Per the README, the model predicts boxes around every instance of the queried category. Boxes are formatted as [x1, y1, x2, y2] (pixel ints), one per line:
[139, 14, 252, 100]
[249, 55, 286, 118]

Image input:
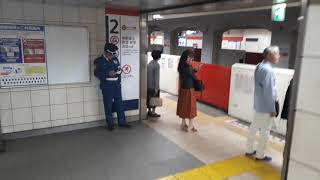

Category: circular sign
[122, 64, 131, 74]
[121, 25, 127, 31]
[110, 36, 119, 45]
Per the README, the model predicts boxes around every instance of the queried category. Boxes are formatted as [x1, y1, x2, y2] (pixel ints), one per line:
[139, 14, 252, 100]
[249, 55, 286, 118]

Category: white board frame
[45, 25, 90, 85]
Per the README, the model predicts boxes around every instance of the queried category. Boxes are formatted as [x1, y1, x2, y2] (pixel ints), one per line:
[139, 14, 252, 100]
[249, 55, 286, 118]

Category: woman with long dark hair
[176, 49, 199, 132]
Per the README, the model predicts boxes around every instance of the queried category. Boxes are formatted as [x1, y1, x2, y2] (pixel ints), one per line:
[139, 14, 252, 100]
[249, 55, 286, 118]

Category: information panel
[106, 8, 140, 111]
[0, 24, 47, 87]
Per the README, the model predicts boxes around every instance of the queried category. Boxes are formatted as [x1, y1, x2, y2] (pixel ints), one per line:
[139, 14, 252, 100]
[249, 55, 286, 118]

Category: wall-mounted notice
[0, 24, 47, 87]
[106, 7, 140, 111]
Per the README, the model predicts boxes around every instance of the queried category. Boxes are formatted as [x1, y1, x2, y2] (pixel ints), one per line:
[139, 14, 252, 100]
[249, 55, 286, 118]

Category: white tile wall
[302, 4, 320, 57]
[49, 84, 66, 89]
[84, 115, 101, 122]
[296, 58, 320, 115]
[32, 106, 50, 122]
[0, 109, 13, 126]
[14, 123, 33, 132]
[44, 4, 63, 22]
[96, 24, 106, 41]
[2, 126, 13, 133]
[62, 6, 80, 23]
[79, 7, 96, 24]
[67, 102, 84, 118]
[0, 3, 138, 134]
[33, 121, 51, 129]
[288, 160, 320, 180]
[23, 2, 44, 21]
[0, 88, 10, 93]
[90, 40, 98, 58]
[11, 91, 31, 108]
[2, 0, 24, 20]
[96, 8, 105, 25]
[51, 119, 68, 127]
[10, 87, 30, 92]
[84, 86, 99, 101]
[98, 100, 105, 115]
[67, 87, 84, 103]
[31, 90, 50, 106]
[0, 92, 11, 109]
[12, 108, 32, 125]
[50, 104, 67, 120]
[30, 85, 49, 91]
[49, 88, 67, 105]
[84, 101, 99, 116]
[88, 24, 96, 41]
[291, 111, 320, 170]
[68, 117, 84, 125]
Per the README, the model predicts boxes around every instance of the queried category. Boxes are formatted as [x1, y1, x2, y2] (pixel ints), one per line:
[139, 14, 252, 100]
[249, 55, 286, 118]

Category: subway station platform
[0, 93, 283, 180]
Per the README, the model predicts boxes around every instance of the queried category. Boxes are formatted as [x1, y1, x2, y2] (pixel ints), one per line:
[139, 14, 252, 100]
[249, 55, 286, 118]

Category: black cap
[104, 43, 118, 53]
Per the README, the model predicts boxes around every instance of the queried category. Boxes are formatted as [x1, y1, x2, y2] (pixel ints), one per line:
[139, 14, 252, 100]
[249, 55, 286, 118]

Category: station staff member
[94, 43, 131, 131]
[245, 46, 280, 161]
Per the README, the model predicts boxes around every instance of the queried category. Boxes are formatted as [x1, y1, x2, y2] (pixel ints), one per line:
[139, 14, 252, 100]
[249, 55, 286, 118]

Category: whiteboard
[45, 26, 90, 84]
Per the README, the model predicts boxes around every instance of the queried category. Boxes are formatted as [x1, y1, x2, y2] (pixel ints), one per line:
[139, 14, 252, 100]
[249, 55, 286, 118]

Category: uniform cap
[104, 43, 118, 53]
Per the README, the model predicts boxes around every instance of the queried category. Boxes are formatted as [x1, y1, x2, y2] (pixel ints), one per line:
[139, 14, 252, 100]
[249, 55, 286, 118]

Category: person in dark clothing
[147, 50, 162, 117]
[176, 50, 201, 133]
[94, 43, 131, 131]
[281, 80, 292, 120]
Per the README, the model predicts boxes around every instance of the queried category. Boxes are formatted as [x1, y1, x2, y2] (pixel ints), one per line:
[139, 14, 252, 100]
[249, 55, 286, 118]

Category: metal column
[139, 13, 148, 120]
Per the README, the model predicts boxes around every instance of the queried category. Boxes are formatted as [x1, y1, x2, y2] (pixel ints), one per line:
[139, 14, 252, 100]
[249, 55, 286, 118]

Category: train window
[178, 30, 203, 48]
[221, 29, 272, 53]
[150, 31, 164, 45]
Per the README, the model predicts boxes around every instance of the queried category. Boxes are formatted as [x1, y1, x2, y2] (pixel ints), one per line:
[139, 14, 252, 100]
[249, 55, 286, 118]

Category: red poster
[23, 39, 45, 63]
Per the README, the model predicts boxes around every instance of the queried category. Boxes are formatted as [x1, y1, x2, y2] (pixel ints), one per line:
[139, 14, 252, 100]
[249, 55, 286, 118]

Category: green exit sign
[272, 3, 286, 22]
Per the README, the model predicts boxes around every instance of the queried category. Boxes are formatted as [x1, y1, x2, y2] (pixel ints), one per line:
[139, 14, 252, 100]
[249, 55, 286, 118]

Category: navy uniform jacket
[94, 55, 121, 89]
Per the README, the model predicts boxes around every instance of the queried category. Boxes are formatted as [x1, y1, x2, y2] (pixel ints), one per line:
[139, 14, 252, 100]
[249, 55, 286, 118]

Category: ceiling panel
[22, 0, 301, 13]
[22, 0, 215, 10]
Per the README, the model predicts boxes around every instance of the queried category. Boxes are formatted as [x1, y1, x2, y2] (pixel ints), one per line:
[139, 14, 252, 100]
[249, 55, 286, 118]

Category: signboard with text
[106, 7, 140, 111]
[0, 24, 48, 87]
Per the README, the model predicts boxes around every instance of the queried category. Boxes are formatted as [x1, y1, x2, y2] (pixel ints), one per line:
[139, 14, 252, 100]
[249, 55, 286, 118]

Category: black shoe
[245, 151, 256, 157]
[119, 124, 131, 128]
[105, 126, 114, 131]
[147, 111, 153, 116]
[255, 156, 272, 162]
[151, 113, 161, 117]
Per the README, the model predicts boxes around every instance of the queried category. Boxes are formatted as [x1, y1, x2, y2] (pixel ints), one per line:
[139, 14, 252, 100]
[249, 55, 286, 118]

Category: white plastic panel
[228, 63, 294, 135]
[45, 26, 90, 85]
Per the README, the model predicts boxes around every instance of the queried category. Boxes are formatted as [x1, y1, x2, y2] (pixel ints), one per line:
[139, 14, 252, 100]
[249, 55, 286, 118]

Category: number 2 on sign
[110, 19, 119, 34]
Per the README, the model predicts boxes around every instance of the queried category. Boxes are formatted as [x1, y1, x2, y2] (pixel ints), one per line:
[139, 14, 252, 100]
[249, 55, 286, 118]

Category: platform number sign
[272, 3, 286, 22]
[107, 15, 121, 60]
[106, 11, 140, 109]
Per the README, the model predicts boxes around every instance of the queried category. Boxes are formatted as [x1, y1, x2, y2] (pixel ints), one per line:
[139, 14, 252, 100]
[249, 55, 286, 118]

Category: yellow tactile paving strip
[158, 155, 281, 180]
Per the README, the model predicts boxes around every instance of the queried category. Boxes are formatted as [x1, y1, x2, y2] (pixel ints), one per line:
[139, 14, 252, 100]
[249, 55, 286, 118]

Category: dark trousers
[102, 81, 126, 128]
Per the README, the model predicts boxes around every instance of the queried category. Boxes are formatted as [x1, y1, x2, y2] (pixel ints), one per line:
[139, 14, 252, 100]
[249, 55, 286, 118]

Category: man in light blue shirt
[246, 46, 280, 161]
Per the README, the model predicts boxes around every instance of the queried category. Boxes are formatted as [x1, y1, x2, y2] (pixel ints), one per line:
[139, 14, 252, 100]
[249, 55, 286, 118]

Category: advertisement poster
[23, 39, 45, 63]
[0, 38, 22, 63]
[0, 24, 47, 87]
[106, 9, 140, 111]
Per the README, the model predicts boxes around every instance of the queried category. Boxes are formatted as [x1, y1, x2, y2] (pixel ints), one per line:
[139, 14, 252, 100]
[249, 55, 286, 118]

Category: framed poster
[0, 24, 48, 87]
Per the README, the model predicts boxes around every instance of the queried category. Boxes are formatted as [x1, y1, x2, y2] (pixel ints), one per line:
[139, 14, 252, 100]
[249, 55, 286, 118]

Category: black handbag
[275, 101, 280, 117]
[194, 80, 205, 92]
